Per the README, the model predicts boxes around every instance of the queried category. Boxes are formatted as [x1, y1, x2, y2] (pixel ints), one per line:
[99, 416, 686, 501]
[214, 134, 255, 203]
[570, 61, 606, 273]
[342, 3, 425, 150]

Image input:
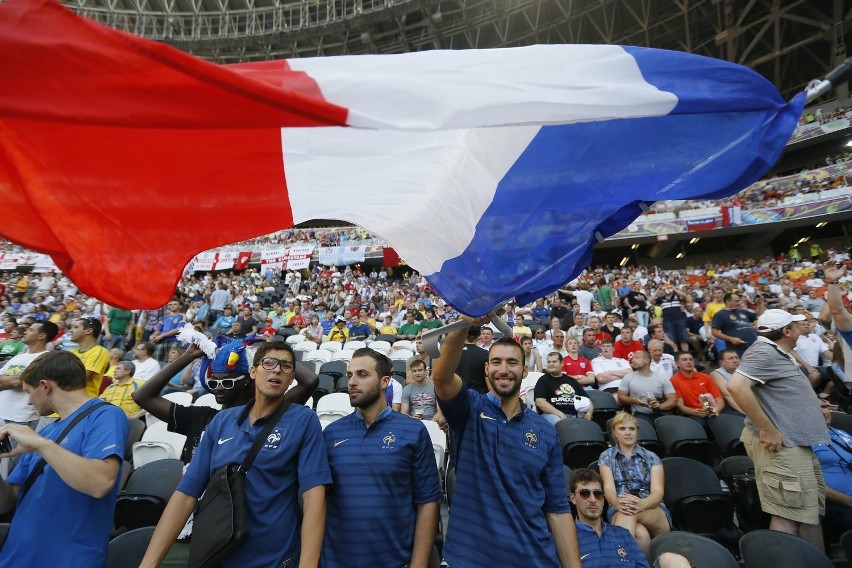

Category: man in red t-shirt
[669, 351, 725, 433]
[613, 326, 645, 361]
[561, 337, 595, 385]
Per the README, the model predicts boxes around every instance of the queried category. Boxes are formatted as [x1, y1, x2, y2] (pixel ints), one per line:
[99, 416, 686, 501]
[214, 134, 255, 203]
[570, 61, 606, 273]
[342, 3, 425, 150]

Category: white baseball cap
[756, 309, 806, 332]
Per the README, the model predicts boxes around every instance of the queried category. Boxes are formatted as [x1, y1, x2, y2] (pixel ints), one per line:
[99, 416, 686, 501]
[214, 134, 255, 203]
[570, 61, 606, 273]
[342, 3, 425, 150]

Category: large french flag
[0, 0, 803, 314]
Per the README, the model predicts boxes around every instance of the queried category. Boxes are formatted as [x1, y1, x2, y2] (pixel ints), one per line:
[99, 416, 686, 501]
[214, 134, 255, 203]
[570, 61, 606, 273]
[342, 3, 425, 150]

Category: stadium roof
[65, 0, 852, 101]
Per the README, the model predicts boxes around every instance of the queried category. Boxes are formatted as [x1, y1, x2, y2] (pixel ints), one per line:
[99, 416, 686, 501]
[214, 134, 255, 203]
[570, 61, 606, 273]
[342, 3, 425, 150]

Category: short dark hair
[33, 321, 59, 342]
[600, 338, 614, 345]
[408, 358, 427, 371]
[137, 342, 155, 357]
[546, 351, 564, 362]
[719, 348, 739, 359]
[723, 292, 738, 303]
[80, 317, 102, 338]
[569, 468, 603, 494]
[675, 351, 692, 362]
[352, 348, 392, 378]
[488, 337, 526, 366]
[22, 351, 86, 391]
[466, 326, 482, 341]
[252, 340, 294, 366]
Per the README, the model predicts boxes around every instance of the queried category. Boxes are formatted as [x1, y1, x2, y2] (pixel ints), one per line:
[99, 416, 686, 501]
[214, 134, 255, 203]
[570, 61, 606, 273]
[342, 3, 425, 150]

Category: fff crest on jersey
[264, 428, 284, 450]
[380, 430, 397, 451]
[523, 427, 540, 450]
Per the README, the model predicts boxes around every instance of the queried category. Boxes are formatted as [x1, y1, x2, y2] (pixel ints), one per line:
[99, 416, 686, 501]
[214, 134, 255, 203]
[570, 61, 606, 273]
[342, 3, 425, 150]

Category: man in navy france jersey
[322, 348, 441, 568]
[432, 314, 581, 568]
[140, 340, 330, 568]
[133, 334, 318, 464]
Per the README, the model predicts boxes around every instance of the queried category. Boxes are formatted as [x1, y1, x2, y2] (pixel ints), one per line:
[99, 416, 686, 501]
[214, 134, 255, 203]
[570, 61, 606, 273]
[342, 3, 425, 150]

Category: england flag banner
[261, 248, 288, 274]
[0, 0, 804, 314]
[286, 245, 314, 270]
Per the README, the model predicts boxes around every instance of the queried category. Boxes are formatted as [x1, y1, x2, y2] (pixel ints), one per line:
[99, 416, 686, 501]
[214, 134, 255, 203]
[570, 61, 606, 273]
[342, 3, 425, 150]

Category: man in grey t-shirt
[616, 350, 676, 426]
[400, 359, 442, 421]
[728, 309, 830, 550]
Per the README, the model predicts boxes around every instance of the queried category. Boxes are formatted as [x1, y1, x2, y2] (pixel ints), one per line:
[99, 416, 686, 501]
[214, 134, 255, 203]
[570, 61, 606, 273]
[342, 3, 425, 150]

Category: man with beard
[133, 337, 318, 463]
[432, 318, 581, 568]
[321, 348, 441, 567]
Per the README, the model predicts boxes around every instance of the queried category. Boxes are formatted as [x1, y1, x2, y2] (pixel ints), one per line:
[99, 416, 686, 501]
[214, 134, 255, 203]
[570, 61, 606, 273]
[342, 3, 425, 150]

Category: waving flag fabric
[0, 0, 803, 314]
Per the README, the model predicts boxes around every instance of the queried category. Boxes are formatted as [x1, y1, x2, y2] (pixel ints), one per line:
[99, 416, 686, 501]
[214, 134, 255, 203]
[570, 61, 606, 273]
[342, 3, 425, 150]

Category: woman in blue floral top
[599, 412, 671, 559]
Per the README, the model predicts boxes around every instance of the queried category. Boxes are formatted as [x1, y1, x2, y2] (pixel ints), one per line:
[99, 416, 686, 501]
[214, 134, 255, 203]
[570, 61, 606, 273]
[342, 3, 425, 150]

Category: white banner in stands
[286, 245, 313, 270]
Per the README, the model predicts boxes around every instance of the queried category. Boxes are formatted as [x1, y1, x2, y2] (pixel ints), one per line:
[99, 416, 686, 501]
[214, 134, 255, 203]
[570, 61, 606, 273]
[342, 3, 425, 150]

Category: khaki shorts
[741, 428, 825, 525]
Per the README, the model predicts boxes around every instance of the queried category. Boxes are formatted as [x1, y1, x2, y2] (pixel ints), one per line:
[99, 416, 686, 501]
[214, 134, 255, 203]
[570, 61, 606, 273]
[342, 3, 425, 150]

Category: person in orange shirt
[669, 352, 724, 433]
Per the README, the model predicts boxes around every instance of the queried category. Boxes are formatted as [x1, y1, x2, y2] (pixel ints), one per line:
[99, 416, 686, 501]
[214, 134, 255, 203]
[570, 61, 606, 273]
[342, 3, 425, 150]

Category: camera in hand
[0, 437, 12, 454]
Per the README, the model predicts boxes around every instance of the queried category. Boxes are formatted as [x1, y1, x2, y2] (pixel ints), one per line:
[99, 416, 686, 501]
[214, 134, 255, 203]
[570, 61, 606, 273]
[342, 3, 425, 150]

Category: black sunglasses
[575, 489, 604, 499]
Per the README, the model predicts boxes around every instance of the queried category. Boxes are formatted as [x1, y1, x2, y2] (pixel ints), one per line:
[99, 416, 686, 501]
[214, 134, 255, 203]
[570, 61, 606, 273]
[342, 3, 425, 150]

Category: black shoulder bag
[188, 401, 291, 568]
[0, 401, 110, 549]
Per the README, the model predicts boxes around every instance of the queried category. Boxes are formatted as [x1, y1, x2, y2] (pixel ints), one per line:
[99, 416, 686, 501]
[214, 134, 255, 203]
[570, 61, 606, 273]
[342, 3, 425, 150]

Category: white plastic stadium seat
[315, 392, 353, 430]
[332, 350, 355, 362]
[521, 373, 543, 411]
[422, 420, 448, 472]
[293, 342, 318, 353]
[132, 442, 174, 468]
[369, 341, 391, 352]
[392, 340, 412, 351]
[319, 342, 343, 353]
[139, 422, 187, 461]
[193, 393, 222, 410]
[303, 350, 332, 374]
[342, 341, 366, 351]
[286, 335, 305, 345]
[389, 349, 414, 361]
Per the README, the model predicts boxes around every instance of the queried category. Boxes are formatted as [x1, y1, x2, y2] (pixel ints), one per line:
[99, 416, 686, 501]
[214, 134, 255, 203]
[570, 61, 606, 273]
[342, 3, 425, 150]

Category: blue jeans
[102, 334, 127, 350]
[663, 319, 689, 345]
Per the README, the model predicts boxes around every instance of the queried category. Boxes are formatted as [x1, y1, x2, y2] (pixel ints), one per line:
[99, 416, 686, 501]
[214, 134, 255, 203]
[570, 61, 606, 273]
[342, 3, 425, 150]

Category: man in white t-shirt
[131, 342, 162, 380]
[0, 321, 59, 472]
[591, 338, 631, 393]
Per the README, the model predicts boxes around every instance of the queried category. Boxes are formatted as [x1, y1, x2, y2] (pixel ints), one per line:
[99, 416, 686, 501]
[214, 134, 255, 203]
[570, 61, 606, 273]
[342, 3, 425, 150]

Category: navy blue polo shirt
[575, 520, 649, 568]
[321, 406, 441, 567]
[438, 389, 571, 567]
[178, 401, 332, 568]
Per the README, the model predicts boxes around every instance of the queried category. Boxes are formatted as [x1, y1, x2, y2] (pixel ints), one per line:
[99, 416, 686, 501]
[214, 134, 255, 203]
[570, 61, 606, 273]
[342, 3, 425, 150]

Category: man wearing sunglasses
[570, 469, 688, 568]
[142, 340, 330, 568]
[132, 337, 318, 464]
[570, 468, 649, 568]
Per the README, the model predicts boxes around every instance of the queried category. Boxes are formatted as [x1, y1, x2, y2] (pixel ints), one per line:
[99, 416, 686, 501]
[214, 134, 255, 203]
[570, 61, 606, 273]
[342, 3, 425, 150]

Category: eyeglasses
[260, 357, 295, 373]
[207, 375, 246, 390]
[575, 489, 604, 499]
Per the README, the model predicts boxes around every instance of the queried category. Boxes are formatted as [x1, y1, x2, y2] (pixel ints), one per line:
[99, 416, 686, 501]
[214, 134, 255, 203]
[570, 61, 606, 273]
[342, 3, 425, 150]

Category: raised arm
[132, 344, 204, 422]
[432, 316, 490, 402]
[282, 362, 318, 406]
[825, 263, 852, 331]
